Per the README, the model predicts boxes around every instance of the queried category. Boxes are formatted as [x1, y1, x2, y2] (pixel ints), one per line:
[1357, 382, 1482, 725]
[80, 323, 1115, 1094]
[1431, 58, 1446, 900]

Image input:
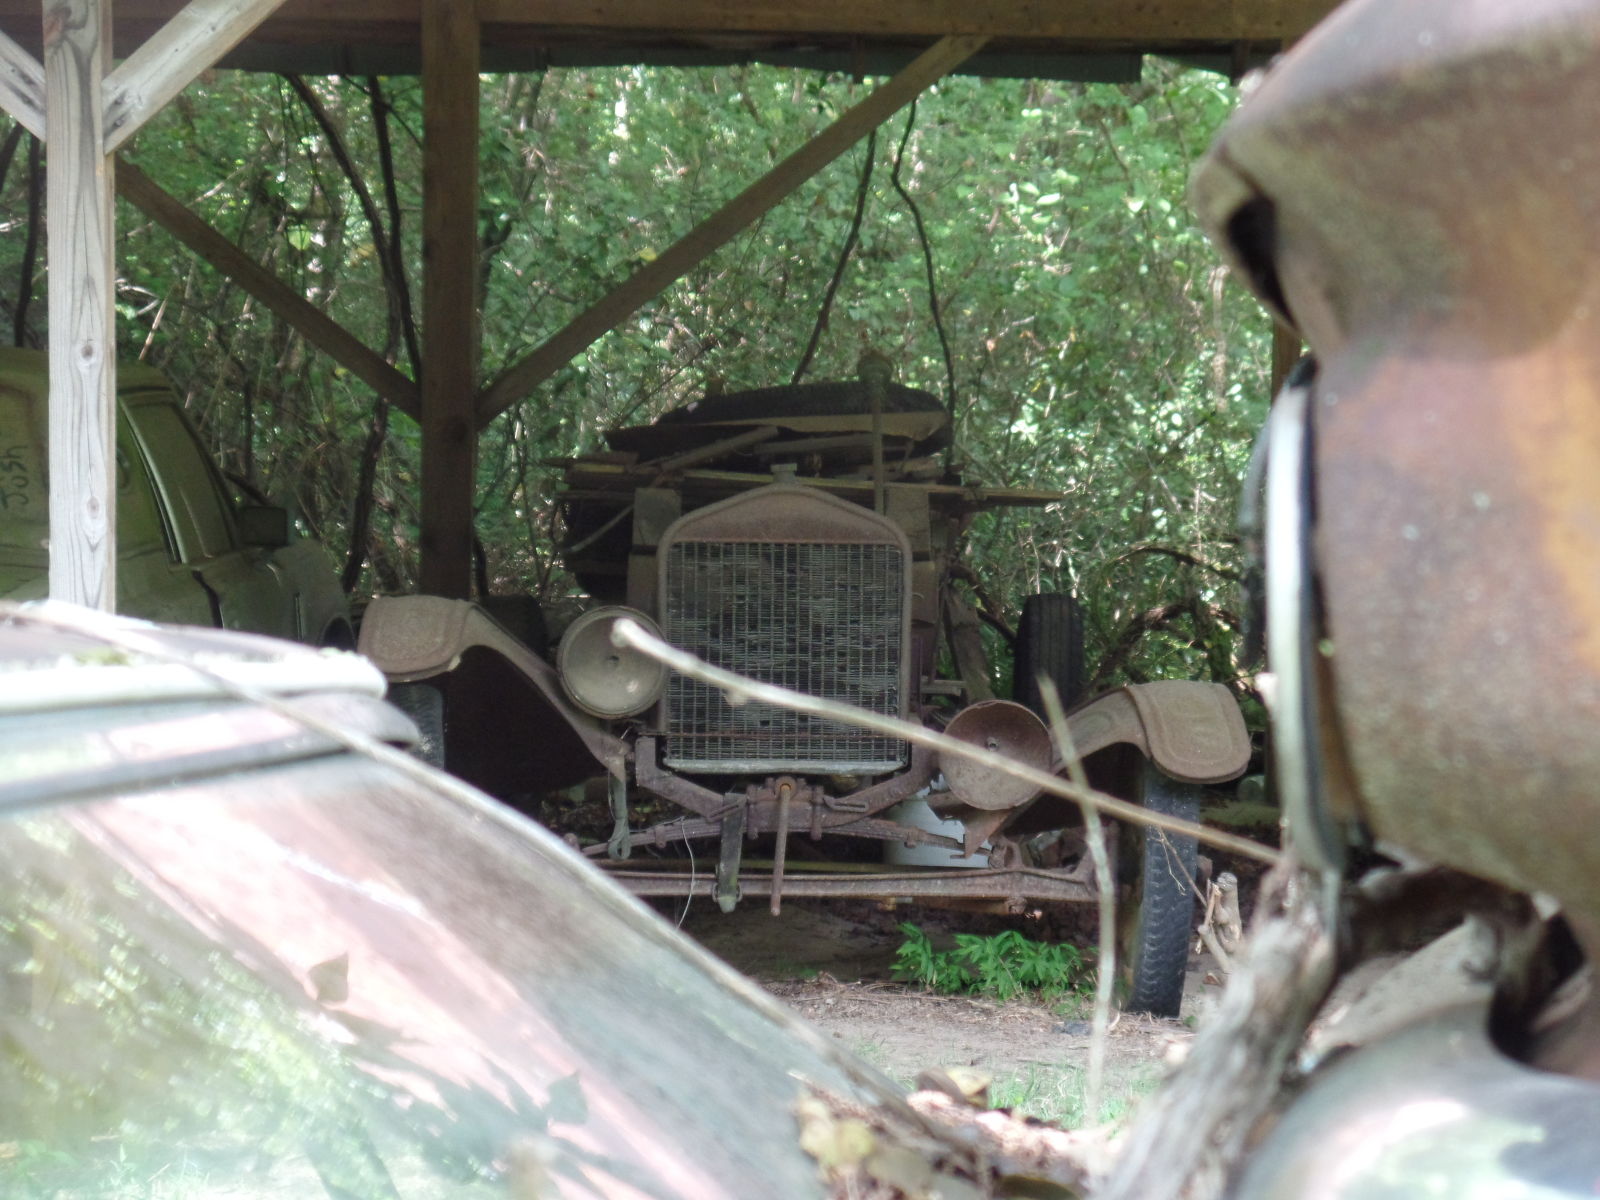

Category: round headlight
[556, 606, 668, 719]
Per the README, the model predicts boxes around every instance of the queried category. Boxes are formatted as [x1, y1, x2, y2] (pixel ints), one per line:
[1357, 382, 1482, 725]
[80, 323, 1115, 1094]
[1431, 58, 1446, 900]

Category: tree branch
[0, 121, 21, 210]
[282, 74, 419, 377]
[365, 76, 423, 375]
[949, 561, 1018, 647]
[1085, 597, 1238, 694]
[14, 131, 41, 346]
[890, 100, 957, 417]
[1107, 542, 1242, 583]
[792, 127, 876, 383]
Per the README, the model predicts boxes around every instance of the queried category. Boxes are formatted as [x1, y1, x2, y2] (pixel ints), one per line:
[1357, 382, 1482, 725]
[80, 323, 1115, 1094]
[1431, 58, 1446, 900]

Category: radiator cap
[557, 606, 668, 719]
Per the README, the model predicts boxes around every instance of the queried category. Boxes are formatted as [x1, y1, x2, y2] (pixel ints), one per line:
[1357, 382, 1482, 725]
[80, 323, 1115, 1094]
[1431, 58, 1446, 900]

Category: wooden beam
[0, 26, 43, 136]
[477, 33, 986, 427]
[103, 0, 285, 153]
[418, 0, 478, 598]
[1270, 320, 1303, 399]
[474, 0, 1329, 42]
[45, 0, 116, 610]
[116, 159, 421, 415]
[0, 0, 1340, 49]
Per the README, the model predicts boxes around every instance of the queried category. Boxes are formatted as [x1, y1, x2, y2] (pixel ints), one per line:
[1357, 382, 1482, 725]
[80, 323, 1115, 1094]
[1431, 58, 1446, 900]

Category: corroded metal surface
[357, 594, 627, 794]
[940, 699, 1055, 810]
[1055, 681, 1251, 786]
[603, 866, 1096, 908]
[1194, 0, 1600, 912]
[657, 483, 914, 772]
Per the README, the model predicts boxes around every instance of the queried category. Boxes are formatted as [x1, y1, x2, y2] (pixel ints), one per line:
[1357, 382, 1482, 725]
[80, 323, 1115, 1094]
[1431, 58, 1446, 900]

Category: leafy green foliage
[0, 60, 1268, 691]
[892, 922, 1093, 1002]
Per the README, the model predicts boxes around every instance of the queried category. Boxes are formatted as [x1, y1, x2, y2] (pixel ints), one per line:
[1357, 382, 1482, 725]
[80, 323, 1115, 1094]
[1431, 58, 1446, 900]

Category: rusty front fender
[359, 595, 625, 796]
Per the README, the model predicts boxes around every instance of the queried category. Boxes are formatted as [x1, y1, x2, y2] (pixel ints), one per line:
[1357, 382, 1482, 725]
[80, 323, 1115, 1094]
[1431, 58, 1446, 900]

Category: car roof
[0, 345, 171, 394]
[0, 600, 905, 1197]
[0, 601, 385, 714]
[0, 602, 403, 813]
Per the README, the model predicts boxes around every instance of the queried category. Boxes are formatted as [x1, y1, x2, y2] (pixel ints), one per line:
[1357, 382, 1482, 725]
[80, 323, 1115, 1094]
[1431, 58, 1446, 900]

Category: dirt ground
[670, 898, 1222, 1109]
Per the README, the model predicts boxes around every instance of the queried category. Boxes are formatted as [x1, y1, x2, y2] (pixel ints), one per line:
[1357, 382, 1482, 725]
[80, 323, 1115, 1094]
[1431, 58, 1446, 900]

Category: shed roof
[0, 0, 1336, 79]
[0, 0, 1332, 608]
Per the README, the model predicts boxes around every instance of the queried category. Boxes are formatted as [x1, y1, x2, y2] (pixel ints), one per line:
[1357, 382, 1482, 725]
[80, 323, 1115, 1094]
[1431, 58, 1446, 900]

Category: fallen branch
[1194, 871, 1243, 975]
[1098, 862, 1336, 1200]
[1100, 863, 1536, 1200]
[797, 1078, 1113, 1199]
[1042, 679, 1118, 1123]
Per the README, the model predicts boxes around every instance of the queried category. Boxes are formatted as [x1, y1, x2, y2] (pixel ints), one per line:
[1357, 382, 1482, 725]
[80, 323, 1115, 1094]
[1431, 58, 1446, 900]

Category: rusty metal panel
[604, 866, 1096, 907]
[1193, 0, 1600, 908]
[1053, 682, 1250, 785]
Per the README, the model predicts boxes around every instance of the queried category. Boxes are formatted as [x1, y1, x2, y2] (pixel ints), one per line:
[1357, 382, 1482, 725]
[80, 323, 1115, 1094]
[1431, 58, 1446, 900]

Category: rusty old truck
[359, 370, 1248, 1015]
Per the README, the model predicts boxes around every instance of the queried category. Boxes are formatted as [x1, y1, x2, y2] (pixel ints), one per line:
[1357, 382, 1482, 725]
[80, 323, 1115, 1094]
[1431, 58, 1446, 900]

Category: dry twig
[1098, 862, 1336, 1200]
[1040, 679, 1117, 1124]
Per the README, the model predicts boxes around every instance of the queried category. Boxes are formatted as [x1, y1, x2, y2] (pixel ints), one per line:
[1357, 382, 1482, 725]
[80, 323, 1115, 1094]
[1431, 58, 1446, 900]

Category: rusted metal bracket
[605, 769, 631, 861]
[583, 802, 966, 857]
[606, 865, 1097, 909]
[715, 802, 746, 913]
[818, 744, 937, 821]
[635, 736, 727, 818]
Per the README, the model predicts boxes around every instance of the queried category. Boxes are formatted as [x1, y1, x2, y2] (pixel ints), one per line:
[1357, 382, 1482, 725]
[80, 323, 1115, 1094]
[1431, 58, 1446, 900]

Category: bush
[892, 923, 1093, 1002]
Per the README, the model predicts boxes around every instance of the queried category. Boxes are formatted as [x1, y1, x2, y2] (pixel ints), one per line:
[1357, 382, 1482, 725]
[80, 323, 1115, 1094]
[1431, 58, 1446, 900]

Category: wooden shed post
[1270, 321, 1303, 398]
[44, 0, 116, 610]
[419, 0, 480, 599]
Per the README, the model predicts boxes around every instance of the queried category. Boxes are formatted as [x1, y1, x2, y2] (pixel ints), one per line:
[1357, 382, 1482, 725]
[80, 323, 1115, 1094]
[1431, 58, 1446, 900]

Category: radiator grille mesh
[663, 540, 907, 772]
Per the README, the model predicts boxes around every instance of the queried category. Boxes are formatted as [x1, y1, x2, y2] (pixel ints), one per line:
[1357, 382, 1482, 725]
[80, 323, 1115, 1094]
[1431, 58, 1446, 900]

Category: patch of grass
[1050, 992, 1095, 1022]
[989, 1064, 1161, 1129]
[3, 1138, 227, 1200]
[892, 923, 1093, 1003]
[849, 1039, 910, 1085]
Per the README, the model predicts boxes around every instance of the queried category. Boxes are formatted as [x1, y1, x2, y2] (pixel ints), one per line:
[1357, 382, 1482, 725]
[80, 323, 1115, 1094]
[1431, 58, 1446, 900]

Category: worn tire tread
[389, 682, 446, 768]
[1014, 593, 1087, 716]
[1126, 766, 1201, 1018]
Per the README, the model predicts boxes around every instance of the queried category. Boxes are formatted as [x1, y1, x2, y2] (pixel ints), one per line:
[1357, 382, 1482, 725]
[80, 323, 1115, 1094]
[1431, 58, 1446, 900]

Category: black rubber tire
[1013, 593, 1086, 717]
[388, 682, 445, 768]
[655, 380, 945, 427]
[1122, 761, 1201, 1018]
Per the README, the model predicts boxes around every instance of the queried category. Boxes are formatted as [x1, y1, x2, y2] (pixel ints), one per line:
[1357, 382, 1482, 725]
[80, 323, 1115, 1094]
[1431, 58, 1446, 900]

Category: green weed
[892, 923, 1094, 1002]
[990, 1064, 1161, 1128]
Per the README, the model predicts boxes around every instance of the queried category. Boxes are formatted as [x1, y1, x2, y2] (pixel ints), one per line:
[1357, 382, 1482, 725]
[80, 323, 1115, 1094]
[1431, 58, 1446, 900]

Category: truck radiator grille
[663, 540, 907, 772]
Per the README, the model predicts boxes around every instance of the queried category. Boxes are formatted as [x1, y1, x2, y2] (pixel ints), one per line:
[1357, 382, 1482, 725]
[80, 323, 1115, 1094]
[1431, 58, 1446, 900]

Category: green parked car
[0, 348, 353, 647]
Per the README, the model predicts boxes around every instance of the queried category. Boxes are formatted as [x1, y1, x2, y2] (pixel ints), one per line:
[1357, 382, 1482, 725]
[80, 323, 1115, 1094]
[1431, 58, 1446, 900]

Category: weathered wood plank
[117, 159, 421, 415]
[0, 26, 43, 136]
[477, 34, 985, 426]
[1271, 320, 1303, 398]
[475, 0, 1331, 41]
[103, 0, 286, 153]
[418, 0, 478, 598]
[45, 0, 116, 610]
[0, 0, 1341, 50]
